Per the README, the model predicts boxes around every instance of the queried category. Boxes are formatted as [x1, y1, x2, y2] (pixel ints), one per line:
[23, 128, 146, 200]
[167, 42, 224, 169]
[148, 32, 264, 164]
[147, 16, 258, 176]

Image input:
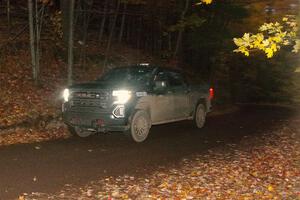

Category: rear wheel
[194, 104, 206, 128]
[127, 110, 151, 142]
[68, 126, 93, 138]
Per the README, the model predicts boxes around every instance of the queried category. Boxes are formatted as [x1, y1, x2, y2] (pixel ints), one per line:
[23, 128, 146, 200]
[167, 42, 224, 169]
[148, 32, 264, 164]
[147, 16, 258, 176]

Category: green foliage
[229, 51, 298, 103]
[183, 1, 248, 72]
[168, 14, 205, 32]
[292, 72, 300, 104]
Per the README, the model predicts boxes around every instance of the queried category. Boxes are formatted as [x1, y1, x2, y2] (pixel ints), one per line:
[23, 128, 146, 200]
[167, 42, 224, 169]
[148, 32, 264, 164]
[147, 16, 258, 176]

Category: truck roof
[113, 64, 183, 74]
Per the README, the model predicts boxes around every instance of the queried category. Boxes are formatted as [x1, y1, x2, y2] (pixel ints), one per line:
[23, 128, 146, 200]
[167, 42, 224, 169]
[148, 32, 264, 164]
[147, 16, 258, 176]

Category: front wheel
[194, 104, 206, 129]
[68, 126, 94, 138]
[126, 110, 151, 142]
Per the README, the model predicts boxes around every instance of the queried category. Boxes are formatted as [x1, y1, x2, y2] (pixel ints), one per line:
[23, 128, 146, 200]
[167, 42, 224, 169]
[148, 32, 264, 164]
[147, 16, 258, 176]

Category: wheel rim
[75, 127, 93, 138]
[196, 106, 205, 127]
[133, 116, 149, 140]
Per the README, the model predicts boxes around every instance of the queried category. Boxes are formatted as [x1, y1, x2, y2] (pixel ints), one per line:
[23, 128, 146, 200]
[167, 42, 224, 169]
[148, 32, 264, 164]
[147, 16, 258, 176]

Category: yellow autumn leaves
[196, 0, 213, 5]
[233, 16, 299, 58]
[195, 1, 298, 58]
[201, 0, 212, 4]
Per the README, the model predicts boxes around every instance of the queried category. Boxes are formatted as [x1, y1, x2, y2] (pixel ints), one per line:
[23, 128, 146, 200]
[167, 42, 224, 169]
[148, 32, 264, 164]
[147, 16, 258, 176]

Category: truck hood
[69, 81, 145, 91]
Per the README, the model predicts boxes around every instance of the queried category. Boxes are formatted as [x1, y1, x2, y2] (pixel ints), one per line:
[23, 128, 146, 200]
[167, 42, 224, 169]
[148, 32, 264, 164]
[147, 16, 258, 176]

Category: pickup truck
[62, 64, 213, 142]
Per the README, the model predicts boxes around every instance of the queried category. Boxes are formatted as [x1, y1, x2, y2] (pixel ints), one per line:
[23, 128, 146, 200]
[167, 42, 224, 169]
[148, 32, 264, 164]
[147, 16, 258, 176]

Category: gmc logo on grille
[75, 92, 88, 98]
[74, 92, 109, 99]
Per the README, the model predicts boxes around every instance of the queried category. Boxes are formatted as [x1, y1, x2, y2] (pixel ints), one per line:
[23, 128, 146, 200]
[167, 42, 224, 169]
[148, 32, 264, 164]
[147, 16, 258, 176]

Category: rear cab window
[167, 71, 187, 90]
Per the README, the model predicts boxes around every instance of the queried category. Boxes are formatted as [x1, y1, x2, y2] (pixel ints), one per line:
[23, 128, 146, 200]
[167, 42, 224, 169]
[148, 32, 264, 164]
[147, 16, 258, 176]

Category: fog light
[113, 105, 125, 118]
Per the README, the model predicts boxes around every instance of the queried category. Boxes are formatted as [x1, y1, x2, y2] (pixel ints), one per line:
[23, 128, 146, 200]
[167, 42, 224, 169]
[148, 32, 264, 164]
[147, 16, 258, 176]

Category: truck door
[167, 71, 190, 119]
[151, 70, 175, 123]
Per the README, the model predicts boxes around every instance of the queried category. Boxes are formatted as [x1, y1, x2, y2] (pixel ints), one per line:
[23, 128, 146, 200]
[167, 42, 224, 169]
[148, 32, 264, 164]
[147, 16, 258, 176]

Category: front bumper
[63, 111, 130, 132]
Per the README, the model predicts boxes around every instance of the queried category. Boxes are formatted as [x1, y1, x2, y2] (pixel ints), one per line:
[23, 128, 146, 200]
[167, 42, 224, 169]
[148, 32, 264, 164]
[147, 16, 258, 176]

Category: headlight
[112, 90, 131, 104]
[63, 88, 70, 102]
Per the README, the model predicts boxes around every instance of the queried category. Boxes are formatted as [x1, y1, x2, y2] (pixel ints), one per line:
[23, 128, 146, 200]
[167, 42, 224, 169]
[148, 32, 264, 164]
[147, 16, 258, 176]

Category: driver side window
[153, 70, 169, 92]
[155, 71, 168, 82]
[167, 71, 186, 89]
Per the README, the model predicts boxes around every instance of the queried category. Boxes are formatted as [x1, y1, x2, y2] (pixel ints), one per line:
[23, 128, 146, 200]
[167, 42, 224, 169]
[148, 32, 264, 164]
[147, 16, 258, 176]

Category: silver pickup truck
[62, 64, 213, 142]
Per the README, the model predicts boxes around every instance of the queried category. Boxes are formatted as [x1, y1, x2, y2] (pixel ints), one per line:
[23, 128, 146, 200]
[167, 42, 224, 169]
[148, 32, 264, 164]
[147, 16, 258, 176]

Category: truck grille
[72, 99, 108, 108]
[70, 91, 110, 110]
[73, 91, 109, 100]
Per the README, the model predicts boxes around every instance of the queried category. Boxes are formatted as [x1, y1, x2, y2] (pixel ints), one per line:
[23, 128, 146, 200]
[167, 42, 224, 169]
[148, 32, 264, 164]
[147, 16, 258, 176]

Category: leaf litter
[21, 121, 300, 200]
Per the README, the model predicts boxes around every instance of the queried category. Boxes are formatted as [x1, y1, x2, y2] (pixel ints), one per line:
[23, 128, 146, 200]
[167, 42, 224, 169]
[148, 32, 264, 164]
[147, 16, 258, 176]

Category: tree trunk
[80, 0, 93, 69]
[35, 0, 40, 82]
[296, 7, 300, 72]
[61, 0, 71, 45]
[168, 33, 172, 52]
[67, 0, 75, 86]
[157, 21, 163, 55]
[103, 0, 120, 70]
[174, 0, 189, 58]
[118, 2, 127, 43]
[137, 17, 142, 49]
[74, 0, 82, 30]
[6, 0, 10, 34]
[84, 0, 93, 68]
[265, 2, 274, 23]
[79, 1, 87, 68]
[28, 0, 37, 85]
[126, 16, 131, 43]
[98, 0, 109, 43]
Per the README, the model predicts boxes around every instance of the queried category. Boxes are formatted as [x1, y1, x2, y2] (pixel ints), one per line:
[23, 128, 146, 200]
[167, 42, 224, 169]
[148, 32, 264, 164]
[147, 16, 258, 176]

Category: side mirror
[154, 81, 167, 93]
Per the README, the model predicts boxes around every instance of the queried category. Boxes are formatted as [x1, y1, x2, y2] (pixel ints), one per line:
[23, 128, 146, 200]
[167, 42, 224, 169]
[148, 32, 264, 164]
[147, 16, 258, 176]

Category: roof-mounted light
[139, 63, 150, 66]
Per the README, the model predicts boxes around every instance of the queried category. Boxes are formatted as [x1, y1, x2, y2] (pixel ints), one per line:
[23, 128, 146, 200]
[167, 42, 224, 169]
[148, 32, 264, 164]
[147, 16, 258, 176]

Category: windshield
[99, 67, 154, 84]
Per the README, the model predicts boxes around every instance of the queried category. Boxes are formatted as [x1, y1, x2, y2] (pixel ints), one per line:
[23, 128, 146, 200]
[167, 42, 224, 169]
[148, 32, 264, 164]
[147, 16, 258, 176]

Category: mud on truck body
[62, 64, 213, 142]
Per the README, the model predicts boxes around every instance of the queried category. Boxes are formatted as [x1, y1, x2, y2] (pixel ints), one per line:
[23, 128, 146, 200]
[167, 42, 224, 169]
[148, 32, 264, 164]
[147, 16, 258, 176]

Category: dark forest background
[0, 0, 299, 108]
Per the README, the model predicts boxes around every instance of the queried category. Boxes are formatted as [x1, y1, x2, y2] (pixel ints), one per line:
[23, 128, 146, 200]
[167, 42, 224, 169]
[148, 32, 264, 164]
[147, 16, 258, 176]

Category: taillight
[209, 88, 214, 100]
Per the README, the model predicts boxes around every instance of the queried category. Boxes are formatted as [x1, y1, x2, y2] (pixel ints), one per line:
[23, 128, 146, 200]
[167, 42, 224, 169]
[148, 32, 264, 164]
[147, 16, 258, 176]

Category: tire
[194, 104, 206, 129]
[126, 110, 151, 143]
[68, 125, 93, 138]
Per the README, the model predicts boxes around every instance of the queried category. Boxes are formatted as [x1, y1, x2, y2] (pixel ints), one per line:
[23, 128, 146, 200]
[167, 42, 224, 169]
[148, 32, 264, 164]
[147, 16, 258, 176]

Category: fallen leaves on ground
[0, 49, 102, 145]
[0, 50, 62, 127]
[0, 126, 70, 146]
[23, 122, 300, 200]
